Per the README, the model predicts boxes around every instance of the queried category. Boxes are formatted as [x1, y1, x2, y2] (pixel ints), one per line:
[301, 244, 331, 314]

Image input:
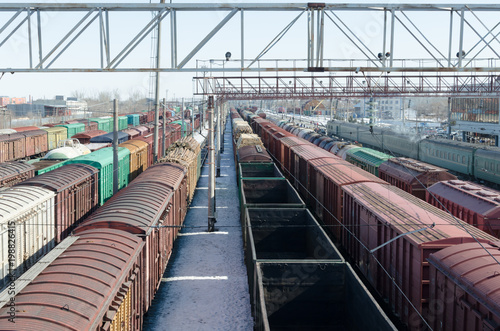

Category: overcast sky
[0, 0, 498, 101]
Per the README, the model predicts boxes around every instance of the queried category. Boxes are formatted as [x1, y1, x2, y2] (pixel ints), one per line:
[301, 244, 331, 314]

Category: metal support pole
[447, 97, 452, 139]
[241, 9, 244, 69]
[221, 102, 225, 153]
[458, 8, 465, 68]
[216, 100, 221, 177]
[200, 103, 203, 133]
[113, 99, 119, 194]
[330, 97, 333, 121]
[448, 9, 454, 67]
[162, 97, 166, 156]
[181, 97, 185, 137]
[37, 10, 43, 68]
[191, 96, 195, 136]
[153, 2, 164, 162]
[207, 96, 216, 232]
[382, 9, 387, 67]
[390, 8, 395, 68]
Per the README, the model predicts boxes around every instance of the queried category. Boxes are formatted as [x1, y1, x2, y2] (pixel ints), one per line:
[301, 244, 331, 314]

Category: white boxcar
[0, 186, 55, 289]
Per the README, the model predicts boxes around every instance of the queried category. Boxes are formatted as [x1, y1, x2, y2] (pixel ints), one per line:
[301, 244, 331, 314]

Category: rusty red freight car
[237, 145, 273, 163]
[132, 125, 149, 136]
[12, 126, 39, 132]
[0, 228, 145, 330]
[18, 163, 99, 243]
[20, 129, 49, 157]
[251, 117, 269, 136]
[267, 127, 294, 159]
[341, 182, 496, 330]
[0, 161, 35, 188]
[170, 123, 182, 141]
[122, 128, 141, 140]
[259, 123, 279, 151]
[75, 162, 187, 312]
[289, 144, 338, 199]
[426, 180, 500, 237]
[308, 158, 388, 240]
[379, 158, 457, 200]
[134, 163, 188, 237]
[0, 133, 26, 162]
[73, 119, 99, 132]
[275, 136, 310, 173]
[427, 242, 500, 331]
[71, 129, 107, 144]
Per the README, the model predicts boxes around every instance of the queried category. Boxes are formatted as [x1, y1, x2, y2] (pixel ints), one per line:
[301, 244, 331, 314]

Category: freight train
[230, 108, 397, 330]
[326, 120, 500, 186]
[240, 109, 500, 330]
[262, 116, 500, 241]
[0, 135, 203, 330]
[0, 118, 201, 294]
[0, 109, 199, 164]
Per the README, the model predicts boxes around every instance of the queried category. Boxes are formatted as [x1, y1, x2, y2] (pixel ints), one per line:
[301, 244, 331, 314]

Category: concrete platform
[144, 120, 253, 330]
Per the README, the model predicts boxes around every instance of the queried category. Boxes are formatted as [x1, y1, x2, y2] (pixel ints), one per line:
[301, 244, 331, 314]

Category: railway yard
[0, 106, 500, 330]
[2, 2, 500, 330]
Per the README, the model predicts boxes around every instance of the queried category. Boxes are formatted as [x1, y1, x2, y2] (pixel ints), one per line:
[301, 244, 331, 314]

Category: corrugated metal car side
[43, 127, 68, 150]
[0, 134, 26, 163]
[0, 162, 35, 188]
[120, 140, 149, 181]
[17, 163, 99, 243]
[0, 186, 55, 289]
[21, 130, 48, 156]
[75, 179, 175, 313]
[428, 242, 500, 331]
[0, 228, 145, 330]
[341, 182, 496, 329]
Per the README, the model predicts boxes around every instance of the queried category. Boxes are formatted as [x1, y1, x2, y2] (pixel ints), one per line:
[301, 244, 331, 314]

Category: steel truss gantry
[1, 3, 500, 74]
[194, 74, 500, 99]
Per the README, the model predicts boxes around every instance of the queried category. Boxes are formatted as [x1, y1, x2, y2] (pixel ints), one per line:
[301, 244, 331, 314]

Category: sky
[0, 0, 499, 102]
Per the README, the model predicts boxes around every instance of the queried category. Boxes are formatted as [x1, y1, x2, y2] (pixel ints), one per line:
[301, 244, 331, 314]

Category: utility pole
[113, 99, 119, 194]
[447, 97, 452, 140]
[153, 0, 164, 163]
[181, 98, 185, 138]
[220, 102, 224, 153]
[191, 97, 194, 136]
[330, 97, 333, 122]
[162, 98, 166, 157]
[208, 96, 216, 232]
[200, 103, 203, 133]
[216, 100, 221, 177]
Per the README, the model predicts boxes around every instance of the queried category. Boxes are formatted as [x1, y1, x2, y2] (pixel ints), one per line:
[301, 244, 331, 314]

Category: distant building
[451, 96, 500, 146]
[0, 96, 26, 106]
[10, 97, 26, 104]
[377, 97, 401, 119]
[302, 99, 326, 115]
[8, 96, 87, 118]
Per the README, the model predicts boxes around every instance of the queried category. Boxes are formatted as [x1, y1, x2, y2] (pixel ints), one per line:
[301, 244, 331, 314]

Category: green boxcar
[36, 161, 66, 175]
[126, 114, 140, 126]
[63, 147, 130, 205]
[345, 147, 393, 176]
[55, 123, 85, 138]
[118, 116, 128, 130]
[238, 162, 284, 183]
[88, 118, 112, 132]
[43, 127, 68, 150]
[26, 158, 66, 175]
